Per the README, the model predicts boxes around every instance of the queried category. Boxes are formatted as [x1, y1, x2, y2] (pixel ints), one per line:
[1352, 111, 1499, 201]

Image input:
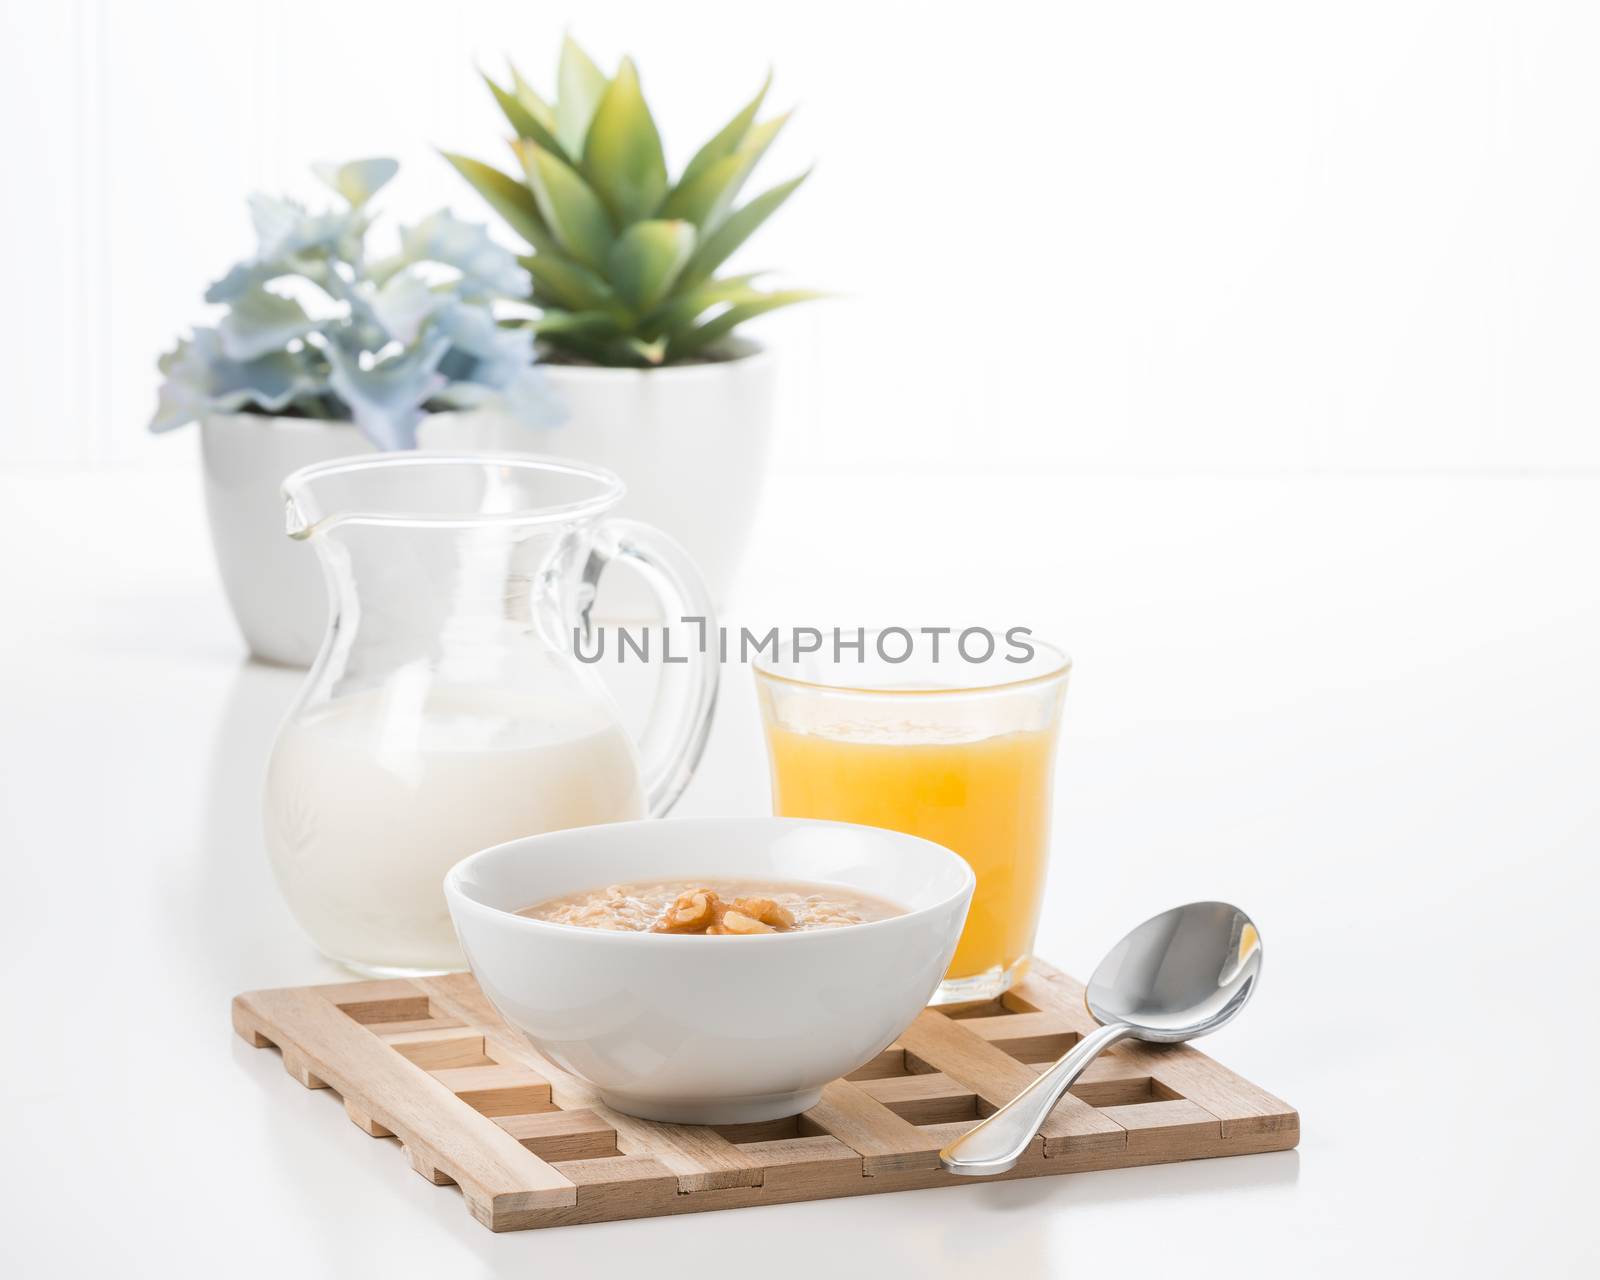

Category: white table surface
[1, 465, 1594, 1277]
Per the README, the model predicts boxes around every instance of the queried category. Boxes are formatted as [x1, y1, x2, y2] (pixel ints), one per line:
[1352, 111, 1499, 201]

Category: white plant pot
[200, 410, 529, 668]
[535, 338, 778, 619]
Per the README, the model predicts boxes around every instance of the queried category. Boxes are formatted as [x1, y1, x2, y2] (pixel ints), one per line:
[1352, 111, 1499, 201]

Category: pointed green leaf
[483, 72, 566, 156]
[662, 111, 790, 229]
[556, 35, 609, 156]
[606, 220, 697, 312]
[677, 70, 771, 189]
[581, 57, 668, 227]
[716, 113, 789, 217]
[517, 251, 621, 314]
[441, 151, 555, 257]
[638, 272, 765, 341]
[508, 62, 557, 133]
[624, 335, 669, 365]
[679, 169, 809, 291]
[513, 140, 614, 272]
[535, 309, 625, 339]
[658, 151, 742, 226]
[664, 289, 823, 361]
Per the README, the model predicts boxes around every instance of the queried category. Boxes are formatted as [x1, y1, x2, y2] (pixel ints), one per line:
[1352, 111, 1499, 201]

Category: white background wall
[5, 0, 1599, 474]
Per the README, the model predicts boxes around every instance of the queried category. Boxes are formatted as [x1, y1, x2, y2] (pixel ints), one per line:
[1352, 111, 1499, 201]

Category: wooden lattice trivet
[232, 959, 1298, 1231]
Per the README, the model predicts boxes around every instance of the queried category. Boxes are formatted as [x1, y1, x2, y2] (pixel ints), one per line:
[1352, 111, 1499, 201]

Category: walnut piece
[720, 909, 776, 935]
[646, 887, 799, 934]
[733, 897, 795, 929]
[651, 888, 719, 933]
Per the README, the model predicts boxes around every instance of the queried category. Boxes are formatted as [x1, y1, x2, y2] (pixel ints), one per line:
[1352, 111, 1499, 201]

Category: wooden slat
[709, 1115, 801, 1144]
[321, 979, 434, 1026]
[554, 1153, 677, 1189]
[233, 987, 576, 1227]
[1017, 1054, 1166, 1107]
[804, 1079, 940, 1174]
[496, 1110, 619, 1161]
[542, 1155, 681, 1227]
[343, 1096, 392, 1137]
[938, 996, 1014, 1019]
[382, 1027, 491, 1070]
[958, 1011, 1078, 1061]
[612, 1119, 763, 1192]
[416, 973, 764, 1193]
[844, 1046, 907, 1080]
[363, 1015, 467, 1036]
[897, 1009, 1126, 1156]
[1100, 1099, 1221, 1154]
[1021, 961, 1299, 1139]
[738, 1135, 865, 1193]
[310, 978, 425, 1007]
[855, 1072, 978, 1125]
[429, 1064, 554, 1117]
[741, 1133, 858, 1168]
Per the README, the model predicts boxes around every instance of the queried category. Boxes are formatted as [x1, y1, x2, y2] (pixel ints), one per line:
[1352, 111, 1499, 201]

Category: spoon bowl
[939, 901, 1263, 1176]
[1087, 901, 1261, 1041]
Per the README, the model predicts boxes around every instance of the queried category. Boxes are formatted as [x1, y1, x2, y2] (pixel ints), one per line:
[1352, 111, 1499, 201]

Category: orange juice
[764, 723, 1057, 985]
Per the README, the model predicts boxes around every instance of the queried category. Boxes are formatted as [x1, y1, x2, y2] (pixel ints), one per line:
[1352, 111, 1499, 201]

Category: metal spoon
[939, 901, 1263, 1176]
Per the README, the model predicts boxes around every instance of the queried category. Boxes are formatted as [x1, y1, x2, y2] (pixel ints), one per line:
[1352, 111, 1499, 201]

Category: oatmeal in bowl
[444, 817, 974, 1124]
[519, 878, 905, 934]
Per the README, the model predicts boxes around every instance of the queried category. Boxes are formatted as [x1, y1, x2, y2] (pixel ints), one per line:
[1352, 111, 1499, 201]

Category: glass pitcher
[263, 452, 717, 976]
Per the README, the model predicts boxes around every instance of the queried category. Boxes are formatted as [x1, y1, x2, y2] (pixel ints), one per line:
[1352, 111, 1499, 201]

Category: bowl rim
[443, 816, 976, 949]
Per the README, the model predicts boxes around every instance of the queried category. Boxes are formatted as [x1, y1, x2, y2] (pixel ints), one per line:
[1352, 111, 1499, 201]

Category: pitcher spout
[284, 484, 317, 541]
[280, 458, 351, 542]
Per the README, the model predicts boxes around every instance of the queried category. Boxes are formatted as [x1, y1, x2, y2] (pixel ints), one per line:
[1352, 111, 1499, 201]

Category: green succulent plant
[445, 37, 819, 367]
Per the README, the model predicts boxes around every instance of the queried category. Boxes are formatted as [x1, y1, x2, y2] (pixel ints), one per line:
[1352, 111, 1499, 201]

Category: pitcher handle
[582, 518, 719, 816]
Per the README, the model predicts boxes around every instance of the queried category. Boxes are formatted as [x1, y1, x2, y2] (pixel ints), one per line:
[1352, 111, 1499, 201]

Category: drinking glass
[753, 633, 1069, 1003]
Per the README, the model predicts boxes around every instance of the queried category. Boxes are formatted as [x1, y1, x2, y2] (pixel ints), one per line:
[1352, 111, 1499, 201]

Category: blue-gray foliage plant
[150, 158, 561, 449]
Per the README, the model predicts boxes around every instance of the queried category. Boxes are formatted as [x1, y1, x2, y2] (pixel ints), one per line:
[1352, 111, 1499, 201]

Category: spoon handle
[939, 1020, 1133, 1176]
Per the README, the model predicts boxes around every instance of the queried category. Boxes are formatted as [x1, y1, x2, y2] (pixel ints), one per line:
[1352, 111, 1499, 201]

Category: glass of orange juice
[753, 633, 1069, 1003]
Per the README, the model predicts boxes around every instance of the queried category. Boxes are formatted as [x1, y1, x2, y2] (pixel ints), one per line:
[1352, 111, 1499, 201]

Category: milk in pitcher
[265, 683, 644, 974]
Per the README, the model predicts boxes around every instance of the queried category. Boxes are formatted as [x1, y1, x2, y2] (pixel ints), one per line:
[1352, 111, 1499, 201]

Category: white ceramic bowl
[444, 817, 974, 1124]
